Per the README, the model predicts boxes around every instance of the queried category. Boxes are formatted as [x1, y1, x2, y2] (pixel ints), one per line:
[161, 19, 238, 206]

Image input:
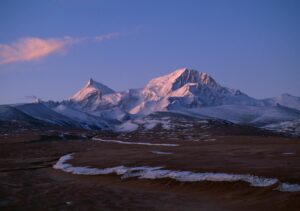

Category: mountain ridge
[2, 68, 300, 133]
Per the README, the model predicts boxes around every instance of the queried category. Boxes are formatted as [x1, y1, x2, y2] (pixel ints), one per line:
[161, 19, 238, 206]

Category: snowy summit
[70, 78, 115, 102]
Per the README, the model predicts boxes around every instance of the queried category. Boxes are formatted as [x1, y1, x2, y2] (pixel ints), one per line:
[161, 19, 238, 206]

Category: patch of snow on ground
[282, 152, 296, 155]
[143, 120, 159, 130]
[135, 119, 160, 130]
[136, 171, 278, 187]
[197, 120, 209, 124]
[203, 138, 216, 142]
[114, 117, 172, 133]
[53, 153, 300, 192]
[134, 117, 172, 131]
[263, 119, 300, 137]
[92, 137, 179, 147]
[59, 134, 65, 139]
[151, 151, 173, 155]
[276, 183, 300, 192]
[116, 121, 139, 132]
[161, 119, 171, 130]
[201, 125, 210, 129]
[53, 154, 131, 175]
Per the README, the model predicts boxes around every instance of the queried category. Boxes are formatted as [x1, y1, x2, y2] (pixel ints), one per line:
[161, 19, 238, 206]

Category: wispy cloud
[0, 33, 120, 65]
[95, 32, 120, 42]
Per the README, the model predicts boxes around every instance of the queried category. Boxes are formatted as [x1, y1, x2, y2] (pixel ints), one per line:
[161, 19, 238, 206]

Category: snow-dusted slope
[0, 105, 38, 122]
[53, 104, 111, 129]
[262, 94, 300, 111]
[129, 68, 260, 115]
[14, 103, 81, 127]
[249, 105, 300, 126]
[11, 102, 112, 130]
[263, 119, 300, 137]
[180, 104, 300, 126]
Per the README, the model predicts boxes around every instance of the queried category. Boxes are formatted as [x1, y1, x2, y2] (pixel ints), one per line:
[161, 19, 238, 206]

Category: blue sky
[0, 0, 299, 104]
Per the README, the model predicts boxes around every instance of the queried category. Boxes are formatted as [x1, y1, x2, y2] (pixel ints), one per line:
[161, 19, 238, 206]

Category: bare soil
[0, 130, 300, 210]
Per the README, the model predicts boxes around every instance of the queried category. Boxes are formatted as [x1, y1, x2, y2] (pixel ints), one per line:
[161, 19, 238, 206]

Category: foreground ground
[0, 125, 300, 210]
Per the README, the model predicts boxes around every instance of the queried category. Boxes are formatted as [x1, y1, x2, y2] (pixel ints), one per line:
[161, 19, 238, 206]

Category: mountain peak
[168, 68, 216, 86]
[70, 78, 115, 102]
[87, 78, 94, 86]
[145, 68, 219, 97]
[85, 78, 104, 88]
[84, 78, 114, 92]
[173, 67, 196, 74]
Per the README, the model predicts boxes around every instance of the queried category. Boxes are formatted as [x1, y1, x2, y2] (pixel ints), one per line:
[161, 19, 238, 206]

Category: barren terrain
[0, 125, 300, 210]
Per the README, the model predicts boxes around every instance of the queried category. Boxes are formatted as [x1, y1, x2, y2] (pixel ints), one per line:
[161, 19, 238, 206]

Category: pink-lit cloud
[0, 37, 76, 64]
[0, 33, 120, 65]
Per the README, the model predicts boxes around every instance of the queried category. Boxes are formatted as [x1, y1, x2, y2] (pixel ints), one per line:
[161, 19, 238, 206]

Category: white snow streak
[52, 154, 300, 192]
[116, 121, 139, 132]
[151, 151, 173, 155]
[276, 183, 300, 192]
[92, 137, 179, 147]
[282, 152, 296, 155]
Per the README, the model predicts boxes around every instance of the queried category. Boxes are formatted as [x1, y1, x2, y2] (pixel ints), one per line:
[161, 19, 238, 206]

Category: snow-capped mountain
[67, 82, 126, 121]
[3, 68, 300, 134]
[71, 78, 115, 101]
[131, 68, 260, 115]
[69, 78, 115, 110]
[262, 93, 300, 111]
[62, 68, 300, 131]
[66, 68, 262, 117]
